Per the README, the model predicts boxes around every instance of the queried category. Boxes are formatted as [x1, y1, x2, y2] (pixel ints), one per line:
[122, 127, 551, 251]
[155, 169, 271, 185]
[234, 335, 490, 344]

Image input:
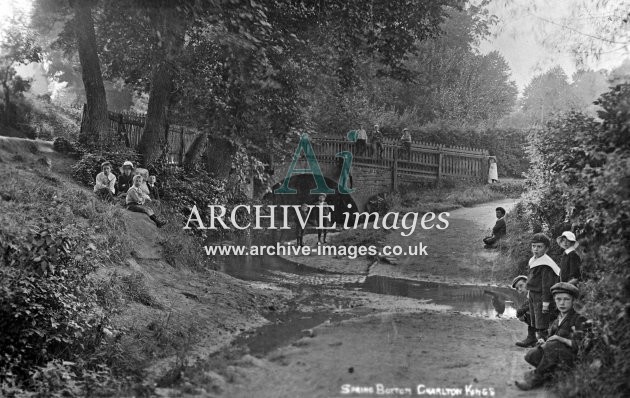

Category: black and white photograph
[0, 0, 629, 397]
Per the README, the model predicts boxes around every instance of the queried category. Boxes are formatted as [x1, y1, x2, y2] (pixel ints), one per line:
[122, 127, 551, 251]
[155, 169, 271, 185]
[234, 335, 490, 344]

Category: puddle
[354, 276, 525, 318]
[232, 310, 350, 356]
[218, 252, 526, 318]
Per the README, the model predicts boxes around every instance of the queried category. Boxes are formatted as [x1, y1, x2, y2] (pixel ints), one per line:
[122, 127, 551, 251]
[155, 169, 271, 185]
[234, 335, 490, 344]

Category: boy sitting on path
[483, 207, 506, 248]
[126, 174, 166, 227]
[526, 233, 561, 340]
[515, 282, 586, 390]
[94, 161, 116, 201]
[556, 231, 582, 285]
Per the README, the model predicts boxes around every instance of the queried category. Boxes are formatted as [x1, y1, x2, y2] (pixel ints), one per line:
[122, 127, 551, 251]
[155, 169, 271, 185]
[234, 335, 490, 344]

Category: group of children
[352, 124, 414, 160]
[509, 231, 584, 390]
[93, 161, 166, 228]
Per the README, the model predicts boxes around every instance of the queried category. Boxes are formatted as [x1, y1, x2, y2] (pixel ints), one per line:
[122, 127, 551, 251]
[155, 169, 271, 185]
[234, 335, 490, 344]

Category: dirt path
[371, 199, 517, 284]
[175, 199, 556, 398]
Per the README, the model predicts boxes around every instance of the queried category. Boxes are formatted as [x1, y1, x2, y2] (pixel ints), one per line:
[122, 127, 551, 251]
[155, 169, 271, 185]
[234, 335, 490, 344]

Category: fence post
[179, 127, 185, 165]
[437, 146, 444, 186]
[392, 151, 398, 191]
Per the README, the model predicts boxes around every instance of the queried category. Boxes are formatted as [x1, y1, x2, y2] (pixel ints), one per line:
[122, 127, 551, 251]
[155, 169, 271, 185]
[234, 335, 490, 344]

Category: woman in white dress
[488, 157, 498, 183]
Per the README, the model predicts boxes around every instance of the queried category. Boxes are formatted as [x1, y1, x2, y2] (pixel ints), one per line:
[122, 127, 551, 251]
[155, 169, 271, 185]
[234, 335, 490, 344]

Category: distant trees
[0, 22, 41, 126]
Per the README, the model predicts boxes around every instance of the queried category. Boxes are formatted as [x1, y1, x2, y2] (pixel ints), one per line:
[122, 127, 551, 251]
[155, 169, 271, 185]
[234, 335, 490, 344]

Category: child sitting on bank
[515, 282, 586, 390]
[116, 160, 135, 195]
[526, 233, 561, 340]
[511, 275, 536, 348]
[94, 161, 116, 201]
[126, 175, 166, 227]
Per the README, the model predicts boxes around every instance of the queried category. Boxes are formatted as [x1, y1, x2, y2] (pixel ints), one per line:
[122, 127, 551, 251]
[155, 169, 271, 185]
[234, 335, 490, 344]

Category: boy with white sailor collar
[526, 233, 560, 341]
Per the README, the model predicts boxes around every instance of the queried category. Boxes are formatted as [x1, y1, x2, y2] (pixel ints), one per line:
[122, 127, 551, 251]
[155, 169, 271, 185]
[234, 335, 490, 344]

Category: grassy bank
[0, 137, 284, 396]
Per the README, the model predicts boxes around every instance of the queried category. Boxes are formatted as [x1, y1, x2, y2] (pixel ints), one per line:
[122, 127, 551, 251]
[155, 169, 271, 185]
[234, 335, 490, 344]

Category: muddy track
[175, 200, 555, 398]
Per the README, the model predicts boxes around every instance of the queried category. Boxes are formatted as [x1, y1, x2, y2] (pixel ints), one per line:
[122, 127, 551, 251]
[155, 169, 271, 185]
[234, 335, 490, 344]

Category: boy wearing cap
[116, 161, 135, 195]
[515, 282, 586, 390]
[526, 233, 561, 341]
[94, 161, 116, 201]
[557, 231, 581, 285]
[512, 275, 536, 348]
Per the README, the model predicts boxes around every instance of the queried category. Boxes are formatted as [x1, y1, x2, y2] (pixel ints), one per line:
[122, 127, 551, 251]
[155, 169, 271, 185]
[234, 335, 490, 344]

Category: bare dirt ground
[167, 201, 555, 398]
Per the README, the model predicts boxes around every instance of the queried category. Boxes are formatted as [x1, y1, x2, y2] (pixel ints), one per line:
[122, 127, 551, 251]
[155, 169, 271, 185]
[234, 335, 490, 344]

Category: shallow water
[217, 252, 525, 318]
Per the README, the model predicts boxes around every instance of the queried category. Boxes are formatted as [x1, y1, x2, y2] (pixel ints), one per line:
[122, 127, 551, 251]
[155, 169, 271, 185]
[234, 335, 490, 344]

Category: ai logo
[274, 132, 356, 195]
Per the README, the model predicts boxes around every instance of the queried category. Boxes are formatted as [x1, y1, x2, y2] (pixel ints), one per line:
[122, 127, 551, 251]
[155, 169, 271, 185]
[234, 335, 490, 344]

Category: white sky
[478, 0, 630, 92]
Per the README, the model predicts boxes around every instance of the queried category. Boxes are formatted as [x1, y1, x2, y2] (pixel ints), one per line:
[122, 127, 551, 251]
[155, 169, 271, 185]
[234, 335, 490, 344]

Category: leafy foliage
[500, 84, 630, 397]
[0, 227, 107, 385]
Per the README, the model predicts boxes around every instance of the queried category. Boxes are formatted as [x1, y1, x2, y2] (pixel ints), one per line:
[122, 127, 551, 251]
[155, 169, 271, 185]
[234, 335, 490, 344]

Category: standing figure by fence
[488, 156, 498, 183]
[400, 128, 412, 160]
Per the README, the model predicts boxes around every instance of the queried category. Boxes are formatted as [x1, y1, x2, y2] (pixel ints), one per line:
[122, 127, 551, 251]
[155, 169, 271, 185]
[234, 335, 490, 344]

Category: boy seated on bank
[515, 282, 586, 390]
[94, 161, 116, 201]
[511, 275, 536, 348]
[526, 233, 561, 340]
[126, 174, 167, 228]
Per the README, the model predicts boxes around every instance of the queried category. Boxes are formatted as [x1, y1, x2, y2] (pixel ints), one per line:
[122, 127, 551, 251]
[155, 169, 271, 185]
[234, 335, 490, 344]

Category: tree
[30, 0, 110, 145]
[520, 66, 576, 126]
[69, 0, 109, 145]
[0, 21, 41, 125]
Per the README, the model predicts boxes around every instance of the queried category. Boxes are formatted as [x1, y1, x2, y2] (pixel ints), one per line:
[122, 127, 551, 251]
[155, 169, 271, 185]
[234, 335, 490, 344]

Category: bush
[0, 227, 107, 384]
[500, 84, 630, 397]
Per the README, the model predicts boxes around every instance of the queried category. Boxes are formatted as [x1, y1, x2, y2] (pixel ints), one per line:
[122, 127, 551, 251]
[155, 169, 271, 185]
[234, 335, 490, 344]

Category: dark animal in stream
[483, 290, 506, 317]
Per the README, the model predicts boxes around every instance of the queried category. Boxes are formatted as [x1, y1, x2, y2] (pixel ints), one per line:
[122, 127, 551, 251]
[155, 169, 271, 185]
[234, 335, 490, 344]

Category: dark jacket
[559, 250, 581, 283]
[492, 218, 506, 239]
[117, 173, 134, 195]
[548, 308, 586, 355]
[526, 264, 559, 303]
[516, 299, 530, 318]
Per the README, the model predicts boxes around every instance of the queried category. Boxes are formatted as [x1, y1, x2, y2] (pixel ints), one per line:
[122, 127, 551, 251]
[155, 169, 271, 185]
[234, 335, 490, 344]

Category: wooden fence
[312, 137, 490, 185]
[80, 105, 204, 164]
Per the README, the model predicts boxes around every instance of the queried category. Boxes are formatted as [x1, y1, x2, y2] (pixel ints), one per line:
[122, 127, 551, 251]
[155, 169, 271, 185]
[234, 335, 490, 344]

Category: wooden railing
[80, 105, 204, 164]
[81, 106, 490, 183]
[312, 137, 489, 185]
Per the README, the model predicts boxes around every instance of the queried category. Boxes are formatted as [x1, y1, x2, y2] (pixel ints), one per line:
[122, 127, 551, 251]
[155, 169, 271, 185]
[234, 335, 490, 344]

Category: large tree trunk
[182, 132, 207, 171]
[71, 0, 109, 146]
[137, 61, 174, 166]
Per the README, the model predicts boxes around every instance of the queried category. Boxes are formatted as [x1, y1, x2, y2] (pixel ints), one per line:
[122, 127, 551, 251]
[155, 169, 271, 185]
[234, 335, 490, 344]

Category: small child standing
[526, 233, 560, 340]
[316, 193, 331, 244]
[294, 203, 310, 247]
[556, 231, 581, 285]
[512, 275, 536, 348]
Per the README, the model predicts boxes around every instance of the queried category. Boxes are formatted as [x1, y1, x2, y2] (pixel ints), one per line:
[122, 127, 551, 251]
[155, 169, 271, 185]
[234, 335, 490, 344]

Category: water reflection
[358, 276, 526, 318]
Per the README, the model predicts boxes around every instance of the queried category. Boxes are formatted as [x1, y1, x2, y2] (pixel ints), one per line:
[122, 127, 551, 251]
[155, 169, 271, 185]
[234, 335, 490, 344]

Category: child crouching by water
[515, 282, 586, 390]
[126, 175, 166, 227]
